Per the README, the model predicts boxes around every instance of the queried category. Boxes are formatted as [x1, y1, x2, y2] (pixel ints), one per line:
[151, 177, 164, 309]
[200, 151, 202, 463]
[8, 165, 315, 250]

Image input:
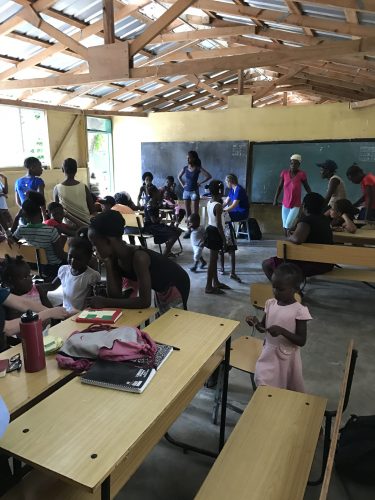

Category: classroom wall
[0, 106, 88, 217]
[112, 101, 375, 232]
[47, 111, 87, 169]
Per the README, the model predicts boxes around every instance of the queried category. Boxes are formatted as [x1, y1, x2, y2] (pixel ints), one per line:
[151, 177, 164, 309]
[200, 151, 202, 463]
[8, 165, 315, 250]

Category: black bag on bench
[335, 414, 375, 484]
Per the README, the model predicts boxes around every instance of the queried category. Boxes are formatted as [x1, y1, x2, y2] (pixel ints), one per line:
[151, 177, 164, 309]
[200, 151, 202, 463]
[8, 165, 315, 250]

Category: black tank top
[121, 248, 190, 308]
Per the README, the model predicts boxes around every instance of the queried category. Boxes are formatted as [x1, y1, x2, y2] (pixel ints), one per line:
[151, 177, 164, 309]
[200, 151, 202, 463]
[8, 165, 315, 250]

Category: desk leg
[164, 336, 231, 458]
[101, 476, 110, 500]
[219, 337, 231, 451]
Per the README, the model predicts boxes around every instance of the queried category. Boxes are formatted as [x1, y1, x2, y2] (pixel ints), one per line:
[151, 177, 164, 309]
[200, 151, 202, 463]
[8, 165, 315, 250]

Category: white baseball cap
[290, 154, 302, 162]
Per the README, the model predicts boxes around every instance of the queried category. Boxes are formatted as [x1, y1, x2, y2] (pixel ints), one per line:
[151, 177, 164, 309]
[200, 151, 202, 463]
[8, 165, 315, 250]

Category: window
[0, 106, 50, 167]
[87, 117, 114, 197]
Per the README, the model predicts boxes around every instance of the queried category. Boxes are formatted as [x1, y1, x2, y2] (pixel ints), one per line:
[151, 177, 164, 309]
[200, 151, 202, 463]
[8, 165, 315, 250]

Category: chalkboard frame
[249, 138, 375, 204]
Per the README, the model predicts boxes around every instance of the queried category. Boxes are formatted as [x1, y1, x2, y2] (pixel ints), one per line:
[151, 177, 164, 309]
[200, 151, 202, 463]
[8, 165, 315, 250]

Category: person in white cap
[273, 154, 311, 234]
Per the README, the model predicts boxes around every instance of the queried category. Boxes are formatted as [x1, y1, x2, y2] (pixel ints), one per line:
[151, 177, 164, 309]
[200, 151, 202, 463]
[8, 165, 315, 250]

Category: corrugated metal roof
[0, 0, 374, 112]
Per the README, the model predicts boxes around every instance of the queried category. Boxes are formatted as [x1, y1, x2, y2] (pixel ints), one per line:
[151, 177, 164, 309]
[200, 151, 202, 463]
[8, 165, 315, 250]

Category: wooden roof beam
[0, 1, 149, 82]
[183, 0, 375, 38]
[284, 1, 314, 37]
[111, 76, 191, 110]
[129, 0, 197, 57]
[103, 0, 115, 45]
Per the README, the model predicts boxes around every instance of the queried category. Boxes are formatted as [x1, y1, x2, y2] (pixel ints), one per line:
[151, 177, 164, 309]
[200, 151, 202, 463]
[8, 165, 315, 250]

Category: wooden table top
[195, 386, 327, 500]
[0, 307, 157, 418]
[333, 229, 375, 245]
[0, 309, 239, 493]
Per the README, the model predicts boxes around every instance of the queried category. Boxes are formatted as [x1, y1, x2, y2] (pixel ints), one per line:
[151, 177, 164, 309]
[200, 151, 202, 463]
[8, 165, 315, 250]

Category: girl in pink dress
[246, 263, 311, 392]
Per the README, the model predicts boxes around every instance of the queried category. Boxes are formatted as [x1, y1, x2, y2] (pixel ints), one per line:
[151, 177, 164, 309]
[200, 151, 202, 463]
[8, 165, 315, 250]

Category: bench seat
[196, 386, 327, 500]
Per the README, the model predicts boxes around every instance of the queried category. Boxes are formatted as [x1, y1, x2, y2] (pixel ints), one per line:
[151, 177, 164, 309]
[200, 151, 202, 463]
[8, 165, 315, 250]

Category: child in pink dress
[246, 263, 311, 392]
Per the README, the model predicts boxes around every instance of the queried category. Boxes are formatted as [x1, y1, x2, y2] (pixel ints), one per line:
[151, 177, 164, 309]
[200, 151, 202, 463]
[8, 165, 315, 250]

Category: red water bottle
[19, 310, 46, 373]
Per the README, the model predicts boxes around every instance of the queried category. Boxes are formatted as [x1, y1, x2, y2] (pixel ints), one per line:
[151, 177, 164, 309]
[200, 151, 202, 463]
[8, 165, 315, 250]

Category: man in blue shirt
[15, 157, 45, 207]
[223, 174, 249, 221]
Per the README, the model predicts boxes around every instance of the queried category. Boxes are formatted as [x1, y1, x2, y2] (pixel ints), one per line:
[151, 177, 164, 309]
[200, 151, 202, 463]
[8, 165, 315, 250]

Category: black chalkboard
[250, 140, 375, 203]
[141, 141, 249, 197]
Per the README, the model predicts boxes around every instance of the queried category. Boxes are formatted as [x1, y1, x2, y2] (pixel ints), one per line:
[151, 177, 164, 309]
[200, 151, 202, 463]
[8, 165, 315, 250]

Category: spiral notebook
[80, 343, 173, 394]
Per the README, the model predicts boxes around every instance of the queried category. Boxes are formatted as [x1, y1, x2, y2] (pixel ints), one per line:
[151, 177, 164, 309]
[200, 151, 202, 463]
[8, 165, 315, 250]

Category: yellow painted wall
[47, 111, 87, 169]
[0, 106, 88, 217]
[112, 101, 375, 232]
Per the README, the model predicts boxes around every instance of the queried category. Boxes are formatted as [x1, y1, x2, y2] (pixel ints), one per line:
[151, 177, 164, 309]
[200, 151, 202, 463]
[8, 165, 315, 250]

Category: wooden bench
[196, 386, 327, 500]
[276, 240, 375, 284]
[0, 241, 48, 276]
[250, 282, 301, 309]
[196, 341, 357, 500]
[310, 340, 357, 493]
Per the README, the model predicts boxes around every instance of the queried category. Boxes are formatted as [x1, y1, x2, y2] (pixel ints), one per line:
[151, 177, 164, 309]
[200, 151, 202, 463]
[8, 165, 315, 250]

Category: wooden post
[282, 91, 288, 106]
[103, 0, 115, 44]
[238, 70, 244, 95]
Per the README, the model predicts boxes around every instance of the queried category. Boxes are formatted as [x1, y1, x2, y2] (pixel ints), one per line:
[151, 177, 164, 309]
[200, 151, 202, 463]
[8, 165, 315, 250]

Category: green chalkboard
[250, 140, 375, 203]
[141, 141, 249, 198]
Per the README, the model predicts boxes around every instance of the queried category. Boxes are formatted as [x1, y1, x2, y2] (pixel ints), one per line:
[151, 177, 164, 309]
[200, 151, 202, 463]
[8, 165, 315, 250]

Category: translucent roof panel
[0, 0, 22, 24]
[0, 36, 43, 59]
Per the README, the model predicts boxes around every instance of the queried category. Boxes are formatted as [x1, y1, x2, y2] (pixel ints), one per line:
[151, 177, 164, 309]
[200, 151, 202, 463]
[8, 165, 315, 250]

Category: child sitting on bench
[246, 263, 311, 392]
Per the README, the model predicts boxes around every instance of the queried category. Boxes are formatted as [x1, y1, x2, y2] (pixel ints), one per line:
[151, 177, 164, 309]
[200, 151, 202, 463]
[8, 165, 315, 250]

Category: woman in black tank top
[86, 211, 190, 310]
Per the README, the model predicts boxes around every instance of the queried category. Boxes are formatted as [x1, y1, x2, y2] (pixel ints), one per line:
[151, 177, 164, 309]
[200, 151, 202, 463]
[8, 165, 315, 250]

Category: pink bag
[56, 324, 157, 371]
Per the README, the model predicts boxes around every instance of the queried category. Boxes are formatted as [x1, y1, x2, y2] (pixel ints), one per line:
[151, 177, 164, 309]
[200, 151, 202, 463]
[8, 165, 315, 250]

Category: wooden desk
[333, 229, 375, 246]
[0, 309, 239, 499]
[0, 308, 157, 419]
[196, 386, 327, 500]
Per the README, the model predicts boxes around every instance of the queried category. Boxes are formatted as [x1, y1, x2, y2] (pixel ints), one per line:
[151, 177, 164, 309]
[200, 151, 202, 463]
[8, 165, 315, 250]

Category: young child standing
[204, 180, 231, 294]
[15, 157, 45, 207]
[188, 213, 207, 272]
[246, 263, 311, 392]
[40, 234, 101, 313]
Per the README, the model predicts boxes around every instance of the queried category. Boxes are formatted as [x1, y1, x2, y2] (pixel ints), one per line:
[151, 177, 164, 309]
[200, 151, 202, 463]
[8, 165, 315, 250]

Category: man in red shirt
[346, 164, 375, 221]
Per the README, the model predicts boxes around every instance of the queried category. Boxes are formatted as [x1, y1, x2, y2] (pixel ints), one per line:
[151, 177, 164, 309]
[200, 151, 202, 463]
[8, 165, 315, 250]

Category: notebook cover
[80, 344, 174, 393]
[80, 360, 155, 394]
[75, 309, 123, 324]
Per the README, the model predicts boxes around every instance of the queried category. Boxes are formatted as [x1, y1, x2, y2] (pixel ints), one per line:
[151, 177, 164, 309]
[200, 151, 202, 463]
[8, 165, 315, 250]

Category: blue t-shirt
[228, 185, 249, 216]
[15, 176, 44, 204]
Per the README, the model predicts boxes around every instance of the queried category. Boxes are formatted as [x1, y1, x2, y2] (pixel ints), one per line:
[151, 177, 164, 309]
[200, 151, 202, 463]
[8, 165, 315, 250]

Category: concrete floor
[115, 237, 375, 500]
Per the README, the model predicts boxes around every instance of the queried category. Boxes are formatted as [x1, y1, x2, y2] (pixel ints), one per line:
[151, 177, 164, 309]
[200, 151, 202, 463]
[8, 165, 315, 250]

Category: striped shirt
[13, 223, 62, 265]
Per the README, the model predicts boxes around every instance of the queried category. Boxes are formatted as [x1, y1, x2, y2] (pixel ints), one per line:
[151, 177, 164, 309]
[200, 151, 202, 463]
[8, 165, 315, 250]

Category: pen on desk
[156, 341, 180, 351]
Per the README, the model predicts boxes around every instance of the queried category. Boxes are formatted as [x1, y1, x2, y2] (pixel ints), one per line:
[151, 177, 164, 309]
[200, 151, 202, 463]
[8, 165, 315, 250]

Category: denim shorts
[183, 190, 200, 201]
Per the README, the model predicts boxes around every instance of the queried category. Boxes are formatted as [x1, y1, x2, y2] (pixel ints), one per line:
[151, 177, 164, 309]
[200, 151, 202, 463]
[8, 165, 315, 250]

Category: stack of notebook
[80, 343, 174, 394]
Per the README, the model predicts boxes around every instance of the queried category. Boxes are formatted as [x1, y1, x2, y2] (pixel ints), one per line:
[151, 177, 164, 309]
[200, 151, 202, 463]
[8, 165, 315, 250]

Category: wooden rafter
[129, 0, 197, 57]
[0, 0, 375, 111]
[103, 0, 115, 45]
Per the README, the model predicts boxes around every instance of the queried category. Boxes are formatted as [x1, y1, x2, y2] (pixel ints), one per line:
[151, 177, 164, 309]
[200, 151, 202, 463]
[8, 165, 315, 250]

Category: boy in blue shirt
[15, 157, 45, 207]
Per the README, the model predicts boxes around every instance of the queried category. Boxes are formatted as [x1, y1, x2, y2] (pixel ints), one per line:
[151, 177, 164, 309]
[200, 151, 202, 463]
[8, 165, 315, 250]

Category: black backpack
[335, 414, 375, 484]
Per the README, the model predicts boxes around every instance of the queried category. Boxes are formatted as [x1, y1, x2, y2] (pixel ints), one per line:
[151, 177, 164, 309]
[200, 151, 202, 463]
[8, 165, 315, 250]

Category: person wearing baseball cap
[317, 159, 346, 209]
[273, 153, 311, 235]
